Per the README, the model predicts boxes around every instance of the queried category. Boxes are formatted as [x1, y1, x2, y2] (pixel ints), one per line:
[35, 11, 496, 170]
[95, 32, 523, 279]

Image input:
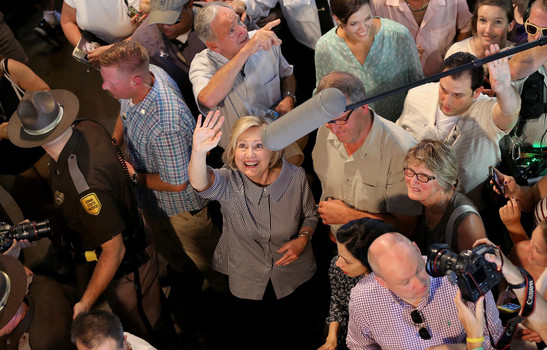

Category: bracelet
[298, 230, 312, 241]
[466, 337, 485, 343]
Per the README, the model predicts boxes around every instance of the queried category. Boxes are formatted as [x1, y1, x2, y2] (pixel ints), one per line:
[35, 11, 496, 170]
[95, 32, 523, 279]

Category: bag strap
[1, 59, 25, 100]
[445, 204, 479, 248]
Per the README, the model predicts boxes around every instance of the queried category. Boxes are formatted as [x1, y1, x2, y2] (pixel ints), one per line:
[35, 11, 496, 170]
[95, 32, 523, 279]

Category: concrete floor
[11, 4, 120, 133]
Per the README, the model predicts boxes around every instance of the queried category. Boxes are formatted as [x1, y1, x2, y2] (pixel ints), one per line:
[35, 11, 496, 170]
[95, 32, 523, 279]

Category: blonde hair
[404, 139, 458, 191]
[222, 116, 283, 170]
[99, 41, 149, 76]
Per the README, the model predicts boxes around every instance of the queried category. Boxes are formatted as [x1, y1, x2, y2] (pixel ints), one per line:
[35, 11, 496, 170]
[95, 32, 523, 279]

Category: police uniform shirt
[49, 120, 134, 251]
[0, 276, 73, 350]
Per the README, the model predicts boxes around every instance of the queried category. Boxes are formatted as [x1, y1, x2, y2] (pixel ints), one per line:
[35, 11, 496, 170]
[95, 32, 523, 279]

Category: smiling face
[234, 126, 273, 184]
[526, 225, 547, 267]
[476, 5, 514, 50]
[336, 242, 368, 277]
[438, 73, 480, 116]
[339, 4, 374, 42]
[208, 6, 248, 59]
[405, 162, 442, 204]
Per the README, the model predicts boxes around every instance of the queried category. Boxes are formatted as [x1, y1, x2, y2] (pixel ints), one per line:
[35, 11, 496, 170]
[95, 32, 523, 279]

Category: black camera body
[426, 243, 503, 302]
[0, 220, 52, 253]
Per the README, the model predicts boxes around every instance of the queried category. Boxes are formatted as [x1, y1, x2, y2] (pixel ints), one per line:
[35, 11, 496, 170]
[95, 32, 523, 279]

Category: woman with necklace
[370, 0, 472, 76]
[189, 112, 319, 349]
[314, 0, 423, 122]
[404, 139, 486, 254]
[446, 0, 515, 59]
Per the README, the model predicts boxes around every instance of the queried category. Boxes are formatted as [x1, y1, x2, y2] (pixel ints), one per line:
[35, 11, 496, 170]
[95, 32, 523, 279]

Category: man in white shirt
[397, 46, 521, 210]
[189, 2, 296, 149]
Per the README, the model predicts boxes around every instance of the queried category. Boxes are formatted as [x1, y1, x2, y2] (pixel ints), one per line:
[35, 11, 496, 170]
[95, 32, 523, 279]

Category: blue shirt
[119, 64, 206, 217]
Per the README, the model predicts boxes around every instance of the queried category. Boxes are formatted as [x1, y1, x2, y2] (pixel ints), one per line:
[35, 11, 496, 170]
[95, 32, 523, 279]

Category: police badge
[54, 190, 64, 206]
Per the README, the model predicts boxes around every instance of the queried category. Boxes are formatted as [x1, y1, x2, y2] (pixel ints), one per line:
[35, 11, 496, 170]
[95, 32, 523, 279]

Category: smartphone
[488, 166, 505, 195]
[497, 303, 521, 313]
[127, 5, 142, 18]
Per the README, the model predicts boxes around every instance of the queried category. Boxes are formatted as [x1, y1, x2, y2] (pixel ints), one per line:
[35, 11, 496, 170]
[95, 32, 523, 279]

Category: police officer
[0, 255, 73, 350]
[7, 90, 178, 349]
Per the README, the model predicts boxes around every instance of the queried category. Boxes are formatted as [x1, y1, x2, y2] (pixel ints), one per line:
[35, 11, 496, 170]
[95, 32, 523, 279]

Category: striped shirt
[198, 159, 319, 300]
[120, 64, 206, 217]
[535, 196, 547, 226]
[347, 267, 503, 349]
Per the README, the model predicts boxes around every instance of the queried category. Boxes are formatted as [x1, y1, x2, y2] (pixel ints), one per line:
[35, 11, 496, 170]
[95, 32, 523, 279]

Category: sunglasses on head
[525, 19, 547, 37]
[411, 310, 432, 340]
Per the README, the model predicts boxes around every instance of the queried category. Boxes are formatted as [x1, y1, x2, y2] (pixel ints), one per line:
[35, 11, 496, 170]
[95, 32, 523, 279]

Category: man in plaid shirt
[100, 41, 225, 301]
[347, 232, 503, 349]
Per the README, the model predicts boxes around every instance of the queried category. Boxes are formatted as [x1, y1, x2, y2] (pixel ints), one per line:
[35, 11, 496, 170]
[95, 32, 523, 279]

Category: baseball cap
[148, 0, 190, 25]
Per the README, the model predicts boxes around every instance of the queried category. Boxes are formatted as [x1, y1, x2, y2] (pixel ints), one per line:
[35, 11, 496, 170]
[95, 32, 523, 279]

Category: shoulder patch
[80, 193, 102, 215]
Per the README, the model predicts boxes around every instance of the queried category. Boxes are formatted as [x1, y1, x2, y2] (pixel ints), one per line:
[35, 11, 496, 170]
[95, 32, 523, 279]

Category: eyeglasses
[525, 20, 547, 37]
[411, 310, 432, 340]
[326, 109, 355, 125]
[404, 167, 436, 183]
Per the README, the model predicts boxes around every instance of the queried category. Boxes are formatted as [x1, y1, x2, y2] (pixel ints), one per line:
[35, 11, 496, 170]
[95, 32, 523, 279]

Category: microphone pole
[346, 37, 547, 111]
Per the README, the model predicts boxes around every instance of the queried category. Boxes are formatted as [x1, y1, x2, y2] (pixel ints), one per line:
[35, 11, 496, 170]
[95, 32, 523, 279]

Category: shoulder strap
[67, 154, 90, 194]
[445, 204, 479, 249]
[1, 59, 25, 100]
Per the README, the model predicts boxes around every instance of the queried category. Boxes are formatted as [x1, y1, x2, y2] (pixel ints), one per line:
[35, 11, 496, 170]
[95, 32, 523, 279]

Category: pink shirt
[370, 0, 471, 76]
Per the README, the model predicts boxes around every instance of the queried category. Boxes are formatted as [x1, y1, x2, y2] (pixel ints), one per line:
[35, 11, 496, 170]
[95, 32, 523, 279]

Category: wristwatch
[283, 91, 297, 104]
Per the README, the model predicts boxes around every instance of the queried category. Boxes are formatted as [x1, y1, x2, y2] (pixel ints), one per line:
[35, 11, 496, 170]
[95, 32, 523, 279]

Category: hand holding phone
[489, 166, 505, 195]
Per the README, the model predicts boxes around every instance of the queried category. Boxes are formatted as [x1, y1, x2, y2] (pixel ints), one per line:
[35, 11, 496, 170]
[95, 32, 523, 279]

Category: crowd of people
[0, 0, 546, 349]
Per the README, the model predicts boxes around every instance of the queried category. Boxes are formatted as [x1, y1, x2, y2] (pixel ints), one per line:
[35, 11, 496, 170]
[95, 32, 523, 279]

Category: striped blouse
[199, 159, 319, 300]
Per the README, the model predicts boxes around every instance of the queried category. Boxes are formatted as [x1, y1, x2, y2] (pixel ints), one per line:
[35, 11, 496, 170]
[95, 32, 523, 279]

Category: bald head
[368, 233, 430, 306]
[368, 233, 419, 277]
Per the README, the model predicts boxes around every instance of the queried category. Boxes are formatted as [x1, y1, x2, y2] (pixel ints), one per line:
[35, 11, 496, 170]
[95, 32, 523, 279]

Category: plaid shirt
[120, 64, 206, 217]
[347, 264, 503, 350]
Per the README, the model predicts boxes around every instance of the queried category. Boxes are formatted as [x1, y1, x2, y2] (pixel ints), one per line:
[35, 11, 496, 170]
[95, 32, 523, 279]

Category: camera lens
[15, 219, 51, 241]
[426, 243, 459, 277]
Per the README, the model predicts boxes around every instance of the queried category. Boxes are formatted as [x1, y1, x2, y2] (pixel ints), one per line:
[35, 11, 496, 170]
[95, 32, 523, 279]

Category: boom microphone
[262, 88, 346, 151]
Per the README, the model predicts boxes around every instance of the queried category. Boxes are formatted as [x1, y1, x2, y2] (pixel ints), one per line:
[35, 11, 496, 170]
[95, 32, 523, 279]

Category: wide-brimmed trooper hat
[8, 90, 79, 148]
[0, 255, 27, 329]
